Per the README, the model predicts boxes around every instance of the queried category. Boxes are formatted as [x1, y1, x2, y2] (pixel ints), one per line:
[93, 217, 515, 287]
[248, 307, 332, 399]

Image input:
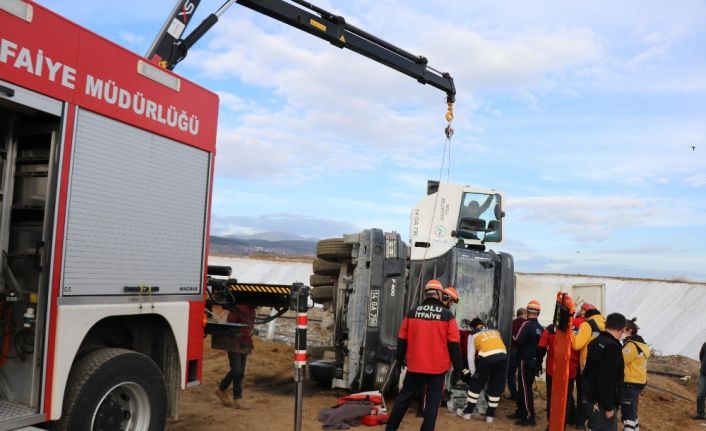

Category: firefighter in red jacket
[457, 318, 508, 423]
[386, 280, 469, 431]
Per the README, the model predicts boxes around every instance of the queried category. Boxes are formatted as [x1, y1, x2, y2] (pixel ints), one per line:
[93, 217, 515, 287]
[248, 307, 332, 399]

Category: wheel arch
[49, 303, 191, 421]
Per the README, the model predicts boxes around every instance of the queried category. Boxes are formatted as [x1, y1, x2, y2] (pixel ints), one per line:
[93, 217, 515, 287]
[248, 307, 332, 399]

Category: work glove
[461, 368, 472, 384]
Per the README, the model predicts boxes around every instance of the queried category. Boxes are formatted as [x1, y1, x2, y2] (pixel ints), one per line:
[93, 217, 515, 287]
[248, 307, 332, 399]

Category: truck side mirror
[494, 203, 504, 220]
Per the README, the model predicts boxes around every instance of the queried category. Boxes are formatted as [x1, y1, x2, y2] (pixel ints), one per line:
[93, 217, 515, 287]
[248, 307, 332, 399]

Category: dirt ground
[168, 338, 705, 431]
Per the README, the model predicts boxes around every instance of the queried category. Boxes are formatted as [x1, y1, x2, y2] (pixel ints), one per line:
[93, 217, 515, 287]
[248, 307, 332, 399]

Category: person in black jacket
[510, 299, 543, 427]
[584, 313, 627, 431]
[695, 342, 706, 420]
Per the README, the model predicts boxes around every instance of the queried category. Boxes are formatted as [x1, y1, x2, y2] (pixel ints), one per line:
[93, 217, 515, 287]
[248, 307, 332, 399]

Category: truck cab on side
[310, 181, 515, 392]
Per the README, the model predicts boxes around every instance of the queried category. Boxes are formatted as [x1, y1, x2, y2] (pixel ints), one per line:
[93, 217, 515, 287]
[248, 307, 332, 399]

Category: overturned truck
[309, 181, 515, 392]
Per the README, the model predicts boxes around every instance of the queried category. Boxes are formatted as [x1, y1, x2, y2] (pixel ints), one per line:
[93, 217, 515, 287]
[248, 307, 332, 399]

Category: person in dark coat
[214, 305, 257, 409]
[508, 307, 527, 400]
[695, 342, 706, 420]
[510, 300, 543, 427]
[584, 313, 627, 431]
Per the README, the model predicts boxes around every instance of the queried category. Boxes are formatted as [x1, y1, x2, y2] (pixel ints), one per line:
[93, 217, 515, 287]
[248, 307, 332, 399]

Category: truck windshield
[451, 250, 498, 328]
[458, 192, 502, 242]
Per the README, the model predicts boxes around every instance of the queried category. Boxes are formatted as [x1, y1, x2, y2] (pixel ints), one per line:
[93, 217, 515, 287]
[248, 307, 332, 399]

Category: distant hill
[209, 235, 316, 257]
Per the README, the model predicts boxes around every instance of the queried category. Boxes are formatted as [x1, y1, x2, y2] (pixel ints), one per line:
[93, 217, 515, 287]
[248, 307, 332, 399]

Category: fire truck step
[0, 399, 35, 420]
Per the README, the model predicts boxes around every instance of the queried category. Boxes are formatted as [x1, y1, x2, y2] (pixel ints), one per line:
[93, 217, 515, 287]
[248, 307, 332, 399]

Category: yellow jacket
[571, 314, 605, 370]
[623, 336, 650, 386]
[467, 328, 507, 374]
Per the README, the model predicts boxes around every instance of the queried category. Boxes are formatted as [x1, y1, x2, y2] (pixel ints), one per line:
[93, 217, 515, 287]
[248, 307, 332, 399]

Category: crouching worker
[457, 318, 508, 423]
[386, 280, 471, 431]
[214, 304, 257, 409]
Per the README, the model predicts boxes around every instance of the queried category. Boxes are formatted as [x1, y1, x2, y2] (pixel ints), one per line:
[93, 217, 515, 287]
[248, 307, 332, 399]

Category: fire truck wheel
[310, 274, 335, 287]
[57, 348, 167, 431]
[316, 238, 352, 262]
[312, 258, 341, 275]
[311, 285, 334, 303]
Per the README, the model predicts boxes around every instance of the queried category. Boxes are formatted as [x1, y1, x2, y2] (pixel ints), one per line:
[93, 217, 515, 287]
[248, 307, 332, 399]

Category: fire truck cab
[0, 2, 217, 429]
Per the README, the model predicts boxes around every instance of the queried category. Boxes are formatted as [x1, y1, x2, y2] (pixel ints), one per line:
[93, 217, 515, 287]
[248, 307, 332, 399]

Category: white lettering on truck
[1, 37, 201, 136]
[0, 38, 76, 89]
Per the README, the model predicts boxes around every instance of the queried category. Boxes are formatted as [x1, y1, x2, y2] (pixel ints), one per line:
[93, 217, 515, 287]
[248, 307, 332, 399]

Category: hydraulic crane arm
[146, 0, 456, 104]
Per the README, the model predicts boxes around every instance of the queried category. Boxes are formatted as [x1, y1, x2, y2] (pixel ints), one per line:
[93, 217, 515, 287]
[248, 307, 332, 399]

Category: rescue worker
[215, 304, 257, 409]
[584, 313, 627, 431]
[537, 323, 579, 425]
[695, 341, 706, 420]
[510, 299, 543, 427]
[386, 280, 470, 431]
[572, 305, 605, 428]
[508, 307, 528, 400]
[415, 286, 459, 417]
[457, 318, 508, 423]
[621, 318, 650, 431]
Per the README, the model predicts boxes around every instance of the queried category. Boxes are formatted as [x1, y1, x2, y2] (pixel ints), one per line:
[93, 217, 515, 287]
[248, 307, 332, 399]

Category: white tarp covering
[208, 256, 312, 285]
[517, 273, 706, 360]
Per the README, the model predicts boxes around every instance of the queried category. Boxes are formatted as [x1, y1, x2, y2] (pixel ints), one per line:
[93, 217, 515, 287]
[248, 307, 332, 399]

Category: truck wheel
[57, 348, 167, 431]
[316, 238, 352, 262]
[310, 274, 335, 287]
[312, 258, 341, 275]
[311, 285, 334, 303]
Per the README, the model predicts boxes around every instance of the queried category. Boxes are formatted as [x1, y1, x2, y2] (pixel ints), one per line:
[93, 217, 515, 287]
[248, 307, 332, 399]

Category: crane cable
[409, 101, 456, 306]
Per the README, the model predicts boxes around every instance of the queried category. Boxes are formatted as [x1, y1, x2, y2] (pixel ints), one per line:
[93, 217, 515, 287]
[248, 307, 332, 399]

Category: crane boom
[146, 0, 456, 103]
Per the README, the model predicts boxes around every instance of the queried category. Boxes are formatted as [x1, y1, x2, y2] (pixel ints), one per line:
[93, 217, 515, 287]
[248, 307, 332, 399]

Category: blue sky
[40, 0, 706, 280]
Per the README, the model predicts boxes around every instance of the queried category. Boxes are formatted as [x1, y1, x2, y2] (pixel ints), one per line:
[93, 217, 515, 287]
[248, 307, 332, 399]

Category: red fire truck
[0, 2, 217, 429]
[1, 1, 455, 429]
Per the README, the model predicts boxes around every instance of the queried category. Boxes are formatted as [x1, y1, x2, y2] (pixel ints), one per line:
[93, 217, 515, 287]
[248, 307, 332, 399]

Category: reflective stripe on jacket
[399, 298, 461, 374]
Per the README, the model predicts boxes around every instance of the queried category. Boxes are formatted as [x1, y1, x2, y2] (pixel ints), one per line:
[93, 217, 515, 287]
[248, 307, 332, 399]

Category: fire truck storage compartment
[0, 88, 61, 424]
[61, 109, 210, 296]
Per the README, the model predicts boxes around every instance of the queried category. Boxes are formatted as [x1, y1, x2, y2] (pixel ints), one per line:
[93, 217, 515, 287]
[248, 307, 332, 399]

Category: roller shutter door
[62, 109, 209, 296]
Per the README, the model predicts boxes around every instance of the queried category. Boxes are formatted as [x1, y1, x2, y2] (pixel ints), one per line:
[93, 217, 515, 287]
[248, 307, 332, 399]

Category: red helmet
[527, 299, 541, 312]
[581, 303, 596, 312]
[443, 287, 459, 303]
[424, 279, 444, 292]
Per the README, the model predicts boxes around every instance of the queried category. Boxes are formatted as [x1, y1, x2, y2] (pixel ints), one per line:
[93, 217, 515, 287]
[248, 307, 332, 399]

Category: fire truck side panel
[2, 4, 218, 427]
[61, 109, 209, 297]
[48, 302, 190, 420]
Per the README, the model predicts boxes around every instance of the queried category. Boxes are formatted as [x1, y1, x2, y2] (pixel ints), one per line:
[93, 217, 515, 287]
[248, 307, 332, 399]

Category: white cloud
[507, 195, 698, 242]
[119, 31, 146, 47]
[685, 173, 706, 187]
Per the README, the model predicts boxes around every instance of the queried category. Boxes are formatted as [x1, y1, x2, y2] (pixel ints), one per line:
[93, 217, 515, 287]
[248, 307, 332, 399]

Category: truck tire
[309, 360, 336, 386]
[311, 285, 334, 303]
[316, 238, 352, 262]
[310, 274, 335, 287]
[312, 258, 341, 276]
[57, 348, 167, 431]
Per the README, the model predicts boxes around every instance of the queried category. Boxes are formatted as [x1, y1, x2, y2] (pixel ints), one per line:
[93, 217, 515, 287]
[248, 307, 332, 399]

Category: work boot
[507, 411, 522, 420]
[693, 414, 706, 420]
[215, 389, 231, 407]
[456, 405, 474, 420]
[515, 417, 537, 427]
[232, 399, 252, 410]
